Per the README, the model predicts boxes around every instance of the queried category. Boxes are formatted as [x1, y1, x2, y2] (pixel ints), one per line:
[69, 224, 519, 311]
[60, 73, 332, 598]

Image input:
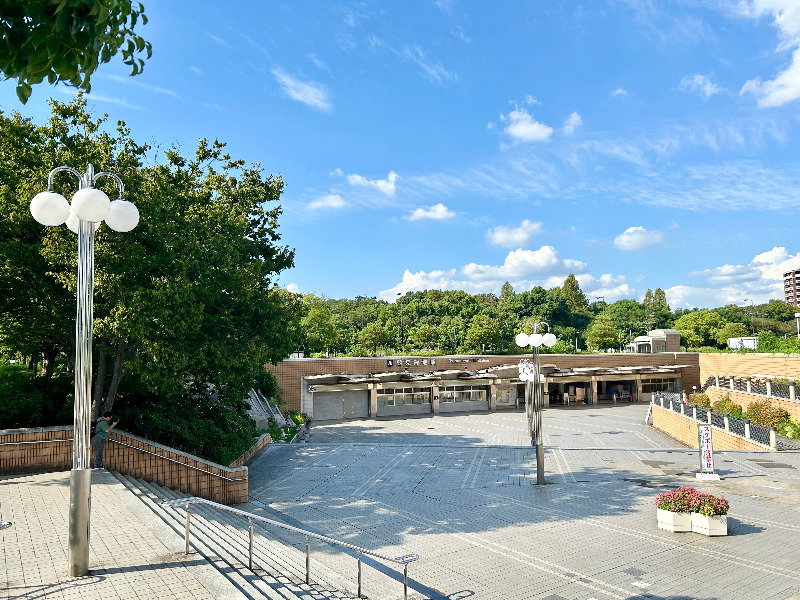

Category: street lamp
[396, 292, 404, 350]
[30, 164, 139, 577]
[516, 321, 557, 485]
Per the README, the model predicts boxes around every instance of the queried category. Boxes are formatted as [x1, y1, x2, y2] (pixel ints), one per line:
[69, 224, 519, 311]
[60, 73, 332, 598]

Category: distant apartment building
[784, 269, 800, 306]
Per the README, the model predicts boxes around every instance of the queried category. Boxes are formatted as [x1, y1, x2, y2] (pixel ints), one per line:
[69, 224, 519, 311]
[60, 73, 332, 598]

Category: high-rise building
[784, 270, 800, 306]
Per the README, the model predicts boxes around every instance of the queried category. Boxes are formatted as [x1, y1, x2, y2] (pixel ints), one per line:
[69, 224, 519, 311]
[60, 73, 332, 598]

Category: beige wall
[699, 353, 800, 381]
[268, 353, 701, 412]
[705, 387, 800, 422]
[651, 404, 770, 451]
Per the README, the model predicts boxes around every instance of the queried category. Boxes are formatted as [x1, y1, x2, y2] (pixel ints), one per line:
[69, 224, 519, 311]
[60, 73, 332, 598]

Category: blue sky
[3, 1, 800, 308]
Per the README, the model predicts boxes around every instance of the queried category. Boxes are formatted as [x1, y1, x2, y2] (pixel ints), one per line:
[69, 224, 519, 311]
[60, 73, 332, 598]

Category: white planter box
[691, 513, 728, 536]
[657, 508, 691, 532]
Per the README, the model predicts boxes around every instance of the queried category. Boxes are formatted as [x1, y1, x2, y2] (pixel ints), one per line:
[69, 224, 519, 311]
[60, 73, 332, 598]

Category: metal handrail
[162, 497, 418, 599]
[110, 438, 247, 482]
[0, 438, 72, 446]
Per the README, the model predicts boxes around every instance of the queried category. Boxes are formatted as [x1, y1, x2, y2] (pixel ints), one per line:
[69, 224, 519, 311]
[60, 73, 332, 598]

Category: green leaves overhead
[0, 1, 153, 103]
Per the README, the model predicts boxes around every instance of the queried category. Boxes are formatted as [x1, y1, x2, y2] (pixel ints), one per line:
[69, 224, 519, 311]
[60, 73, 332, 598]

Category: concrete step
[111, 472, 357, 600]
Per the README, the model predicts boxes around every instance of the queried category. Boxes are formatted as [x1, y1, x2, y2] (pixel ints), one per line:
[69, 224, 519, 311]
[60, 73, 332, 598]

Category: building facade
[267, 353, 700, 421]
[784, 269, 800, 306]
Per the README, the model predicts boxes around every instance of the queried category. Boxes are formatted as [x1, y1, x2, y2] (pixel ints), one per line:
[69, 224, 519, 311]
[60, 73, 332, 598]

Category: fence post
[746, 377, 752, 394]
[715, 375, 719, 387]
[692, 406, 697, 420]
[766, 379, 772, 398]
[743, 419, 750, 440]
[668, 399, 673, 411]
[791, 383, 796, 402]
[729, 376, 735, 391]
[770, 426, 777, 450]
[723, 415, 730, 431]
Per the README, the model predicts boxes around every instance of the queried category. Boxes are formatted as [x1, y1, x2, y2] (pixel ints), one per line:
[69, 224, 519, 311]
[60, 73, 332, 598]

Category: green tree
[300, 294, 337, 354]
[411, 323, 439, 350]
[0, 0, 152, 103]
[560, 274, 589, 313]
[464, 314, 500, 353]
[358, 322, 390, 354]
[714, 322, 749, 346]
[652, 288, 670, 311]
[643, 289, 654, 308]
[673, 310, 728, 348]
[585, 314, 617, 350]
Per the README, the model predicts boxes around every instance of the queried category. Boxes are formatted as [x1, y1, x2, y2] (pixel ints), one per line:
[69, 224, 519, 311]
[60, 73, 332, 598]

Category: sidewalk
[0, 469, 236, 600]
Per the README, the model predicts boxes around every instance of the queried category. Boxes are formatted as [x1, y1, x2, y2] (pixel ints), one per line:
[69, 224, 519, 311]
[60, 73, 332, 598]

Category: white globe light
[71, 187, 110, 223]
[66, 209, 100, 234]
[529, 333, 543, 347]
[105, 199, 139, 232]
[30, 191, 70, 226]
[515, 333, 529, 347]
[542, 333, 557, 348]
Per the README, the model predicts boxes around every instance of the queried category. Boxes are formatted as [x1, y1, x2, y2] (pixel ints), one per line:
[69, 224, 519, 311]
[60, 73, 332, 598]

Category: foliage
[1, 0, 152, 103]
[464, 314, 500, 352]
[688, 393, 711, 408]
[714, 322, 749, 346]
[288, 411, 305, 426]
[0, 364, 72, 429]
[674, 310, 727, 348]
[585, 314, 617, 350]
[745, 400, 790, 428]
[560, 274, 588, 313]
[778, 418, 800, 440]
[711, 395, 743, 418]
[756, 331, 800, 354]
[654, 486, 728, 516]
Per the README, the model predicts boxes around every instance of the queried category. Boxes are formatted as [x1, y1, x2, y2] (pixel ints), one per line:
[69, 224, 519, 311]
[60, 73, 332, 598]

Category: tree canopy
[0, 0, 152, 103]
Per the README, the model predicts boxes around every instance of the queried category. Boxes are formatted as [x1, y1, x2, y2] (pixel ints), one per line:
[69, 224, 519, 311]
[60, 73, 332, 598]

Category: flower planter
[657, 508, 692, 532]
[691, 513, 727, 536]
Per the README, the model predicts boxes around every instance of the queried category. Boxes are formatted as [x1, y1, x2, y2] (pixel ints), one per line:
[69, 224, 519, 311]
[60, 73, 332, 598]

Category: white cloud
[486, 219, 543, 247]
[500, 107, 553, 143]
[308, 194, 347, 209]
[462, 246, 587, 281]
[406, 203, 455, 221]
[610, 88, 628, 97]
[63, 89, 145, 110]
[679, 74, 725, 98]
[308, 53, 329, 71]
[190, 66, 202, 76]
[613, 226, 666, 251]
[402, 45, 457, 84]
[562, 111, 583, 134]
[738, 1, 800, 107]
[670, 245, 800, 308]
[346, 170, 398, 195]
[525, 95, 541, 105]
[286, 283, 301, 294]
[103, 74, 181, 99]
[209, 34, 228, 47]
[271, 68, 332, 112]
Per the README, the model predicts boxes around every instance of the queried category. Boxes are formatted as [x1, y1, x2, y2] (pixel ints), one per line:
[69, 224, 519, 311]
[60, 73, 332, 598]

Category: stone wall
[651, 404, 771, 451]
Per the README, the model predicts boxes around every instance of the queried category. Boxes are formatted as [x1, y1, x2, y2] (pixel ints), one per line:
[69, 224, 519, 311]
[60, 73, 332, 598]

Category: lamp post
[516, 322, 557, 485]
[30, 164, 139, 577]
[396, 292, 404, 350]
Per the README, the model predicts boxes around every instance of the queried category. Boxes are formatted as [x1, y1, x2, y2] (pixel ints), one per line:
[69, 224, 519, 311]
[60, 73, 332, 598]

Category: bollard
[305, 536, 310, 585]
[248, 519, 253, 570]
[358, 552, 362, 598]
[184, 505, 191, 555]
[746, 377, 752, 394]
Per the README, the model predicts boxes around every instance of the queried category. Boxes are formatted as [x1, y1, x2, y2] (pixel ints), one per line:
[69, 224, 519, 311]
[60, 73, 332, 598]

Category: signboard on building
[387, 358, 436, 368]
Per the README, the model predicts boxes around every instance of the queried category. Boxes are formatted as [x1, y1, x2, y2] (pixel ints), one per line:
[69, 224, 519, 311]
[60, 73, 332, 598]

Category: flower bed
[655, 486, 729, 536]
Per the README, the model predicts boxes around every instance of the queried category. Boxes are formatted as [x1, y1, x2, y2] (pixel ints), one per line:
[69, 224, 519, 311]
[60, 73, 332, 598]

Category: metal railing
[162, 497, 418, 599]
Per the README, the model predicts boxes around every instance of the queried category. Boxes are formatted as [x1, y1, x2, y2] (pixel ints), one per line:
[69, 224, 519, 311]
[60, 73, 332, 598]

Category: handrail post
[184, 505, 191, 555]
[358, 551, 362, 598]
[404, 563, 408, 600]
[305, 536, 310, 585]
[248, 518, 253, 570]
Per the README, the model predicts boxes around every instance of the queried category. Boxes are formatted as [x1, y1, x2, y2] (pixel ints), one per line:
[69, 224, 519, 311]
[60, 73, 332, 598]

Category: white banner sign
[698, 423, 714, 473]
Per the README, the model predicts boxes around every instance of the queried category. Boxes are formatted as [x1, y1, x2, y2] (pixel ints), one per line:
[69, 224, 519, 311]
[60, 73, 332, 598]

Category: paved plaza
[2, 404, 800, 600]
[248, 405, 800, 600]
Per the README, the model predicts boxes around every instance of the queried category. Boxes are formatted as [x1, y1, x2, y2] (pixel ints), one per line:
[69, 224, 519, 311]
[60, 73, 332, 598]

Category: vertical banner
[697, 423, 714, 473]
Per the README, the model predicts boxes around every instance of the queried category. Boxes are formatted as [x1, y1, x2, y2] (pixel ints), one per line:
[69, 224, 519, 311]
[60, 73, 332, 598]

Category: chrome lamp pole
[30, 164, 139, 576]
[516, 322, 557, 485]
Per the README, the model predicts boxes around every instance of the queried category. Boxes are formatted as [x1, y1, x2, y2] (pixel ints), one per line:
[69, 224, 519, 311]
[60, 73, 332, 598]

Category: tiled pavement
[3, 404, 800, 600]
[247, 405, 800, 600]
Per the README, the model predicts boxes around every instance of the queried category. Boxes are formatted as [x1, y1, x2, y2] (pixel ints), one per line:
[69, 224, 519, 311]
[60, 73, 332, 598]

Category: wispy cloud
[189, 66, 202, 76]
[209, 33, 228, 47]
[61, 88, 145, 110]
[679, 74, 725, 98]
[610, 88, 628, 97]
[308, 53, 330, 72]
[562, 111, 583, 134]
[102, 74, 181, 99]
[308, 194, 347, 209]
[486, 219, 542, 247]
[346, 170, 398, 195]
[613, 226, 666, 251]
[406, 203, 455, 221]
[271, 68, 332, 112]
[401, 45, 458, 84]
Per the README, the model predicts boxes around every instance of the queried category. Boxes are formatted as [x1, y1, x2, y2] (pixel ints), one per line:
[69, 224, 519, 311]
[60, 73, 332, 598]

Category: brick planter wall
[0, 426, 250, 504]
[705, 387, 800, 422]
[651, 404, 770, 451]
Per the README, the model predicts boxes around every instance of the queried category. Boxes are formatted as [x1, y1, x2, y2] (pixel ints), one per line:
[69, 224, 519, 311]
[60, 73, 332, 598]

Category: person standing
[91, 411, 118, 469]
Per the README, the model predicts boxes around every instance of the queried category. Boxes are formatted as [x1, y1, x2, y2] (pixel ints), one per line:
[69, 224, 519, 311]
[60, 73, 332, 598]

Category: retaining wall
[651, 404, 771, 452]
[705, 387, 800, 422]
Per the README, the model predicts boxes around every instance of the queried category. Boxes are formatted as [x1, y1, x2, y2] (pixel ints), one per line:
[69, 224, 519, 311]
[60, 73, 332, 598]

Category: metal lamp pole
[30, 164, 139, 576]
[516, 322, 557, 485]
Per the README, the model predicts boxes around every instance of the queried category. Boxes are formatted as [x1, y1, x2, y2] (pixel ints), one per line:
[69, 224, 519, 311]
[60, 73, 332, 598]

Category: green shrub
[778, 418, 800, 440]
[745, 400, 791, 428]
[288, 411, 305, 426]
[0, 365, 72, 429]
[688, 393, 711, 408]
[712, 395, 743, 418]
